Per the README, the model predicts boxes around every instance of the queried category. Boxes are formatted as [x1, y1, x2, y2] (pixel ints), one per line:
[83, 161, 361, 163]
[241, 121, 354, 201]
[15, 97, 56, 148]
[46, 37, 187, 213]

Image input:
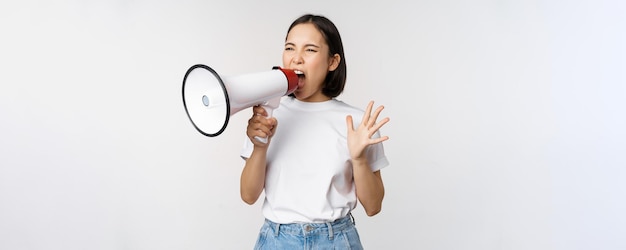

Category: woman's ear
[328, 53, 341, 72]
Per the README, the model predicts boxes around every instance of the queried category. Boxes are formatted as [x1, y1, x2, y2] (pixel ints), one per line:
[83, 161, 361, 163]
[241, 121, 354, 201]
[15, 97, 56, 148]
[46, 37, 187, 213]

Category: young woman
[240, 14, 390, 249]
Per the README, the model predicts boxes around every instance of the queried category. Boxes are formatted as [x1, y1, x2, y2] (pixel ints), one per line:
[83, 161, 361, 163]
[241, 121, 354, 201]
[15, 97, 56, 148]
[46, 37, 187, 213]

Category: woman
[240, 14, 390, 249]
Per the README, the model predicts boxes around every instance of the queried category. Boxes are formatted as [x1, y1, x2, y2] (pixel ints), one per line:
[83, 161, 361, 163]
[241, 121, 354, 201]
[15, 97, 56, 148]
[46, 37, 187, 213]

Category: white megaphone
[182, 64, 299, 142]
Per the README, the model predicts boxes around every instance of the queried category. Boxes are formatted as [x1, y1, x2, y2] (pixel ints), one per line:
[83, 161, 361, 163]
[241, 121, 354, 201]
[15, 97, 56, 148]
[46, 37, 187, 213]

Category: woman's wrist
[350, 157, 369, 167]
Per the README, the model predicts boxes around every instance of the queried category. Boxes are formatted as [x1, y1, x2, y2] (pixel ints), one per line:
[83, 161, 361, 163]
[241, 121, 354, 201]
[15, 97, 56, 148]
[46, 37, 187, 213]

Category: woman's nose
[292, 53, 304, 65]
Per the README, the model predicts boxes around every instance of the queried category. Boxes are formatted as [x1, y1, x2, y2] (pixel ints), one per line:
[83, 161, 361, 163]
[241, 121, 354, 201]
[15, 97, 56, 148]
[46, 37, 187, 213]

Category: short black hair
[286, 14, 347, 98]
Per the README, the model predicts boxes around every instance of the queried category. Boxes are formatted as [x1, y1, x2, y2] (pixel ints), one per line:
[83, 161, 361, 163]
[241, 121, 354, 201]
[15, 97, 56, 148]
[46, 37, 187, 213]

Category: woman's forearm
[352, 158, 385, 216]
[240, 148, 268, 205]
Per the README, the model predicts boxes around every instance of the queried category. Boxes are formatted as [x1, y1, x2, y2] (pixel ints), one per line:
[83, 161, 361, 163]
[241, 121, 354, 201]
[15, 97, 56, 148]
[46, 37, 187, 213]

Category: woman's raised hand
[346, 101, 390, 161]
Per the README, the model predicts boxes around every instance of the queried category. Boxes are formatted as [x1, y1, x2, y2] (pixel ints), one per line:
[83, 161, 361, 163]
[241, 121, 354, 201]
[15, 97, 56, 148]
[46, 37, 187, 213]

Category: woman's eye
[306, 48, 317, 52]
[285, 47, 294, 51]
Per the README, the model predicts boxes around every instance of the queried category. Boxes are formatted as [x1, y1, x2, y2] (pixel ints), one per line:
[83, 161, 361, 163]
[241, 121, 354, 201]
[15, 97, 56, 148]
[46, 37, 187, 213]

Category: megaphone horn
[182, 64, 299, 139]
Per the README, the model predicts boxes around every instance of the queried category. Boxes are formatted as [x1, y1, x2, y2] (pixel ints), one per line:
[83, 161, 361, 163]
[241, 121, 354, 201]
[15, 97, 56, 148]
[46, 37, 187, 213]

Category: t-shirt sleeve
[367, 131, 389, 172]
[240, 138, 253, 160]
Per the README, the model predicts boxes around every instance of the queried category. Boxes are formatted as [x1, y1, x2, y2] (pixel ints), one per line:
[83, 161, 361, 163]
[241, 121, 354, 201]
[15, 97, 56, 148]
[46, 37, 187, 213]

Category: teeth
[294, 70, 304, 75]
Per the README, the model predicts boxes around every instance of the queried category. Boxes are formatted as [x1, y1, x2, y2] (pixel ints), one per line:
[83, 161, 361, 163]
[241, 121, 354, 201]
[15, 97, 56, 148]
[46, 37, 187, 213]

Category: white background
[1, 0, 624, 249]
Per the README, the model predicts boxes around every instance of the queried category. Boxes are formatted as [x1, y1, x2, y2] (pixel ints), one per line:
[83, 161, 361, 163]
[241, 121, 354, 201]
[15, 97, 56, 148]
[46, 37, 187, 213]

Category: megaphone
[182, 64, 299, 142]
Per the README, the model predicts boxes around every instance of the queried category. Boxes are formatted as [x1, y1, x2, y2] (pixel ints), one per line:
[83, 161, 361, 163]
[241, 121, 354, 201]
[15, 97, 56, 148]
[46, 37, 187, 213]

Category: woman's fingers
[248, 112, 275, 139]
[252, 105, 268, 117]
[362, 101, 374, 126]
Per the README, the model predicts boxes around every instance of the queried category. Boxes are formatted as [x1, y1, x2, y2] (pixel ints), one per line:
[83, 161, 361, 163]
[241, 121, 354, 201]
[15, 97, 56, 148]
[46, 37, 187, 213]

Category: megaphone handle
[254, 97, 281, 144]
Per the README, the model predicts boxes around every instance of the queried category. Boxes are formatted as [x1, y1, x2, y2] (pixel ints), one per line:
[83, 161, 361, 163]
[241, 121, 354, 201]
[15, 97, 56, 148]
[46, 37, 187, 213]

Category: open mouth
[294, 70, 305, 88]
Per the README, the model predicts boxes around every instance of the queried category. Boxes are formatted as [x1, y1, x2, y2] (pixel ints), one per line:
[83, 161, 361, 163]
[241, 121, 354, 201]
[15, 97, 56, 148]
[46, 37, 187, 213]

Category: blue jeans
[254, 215, 364, 250]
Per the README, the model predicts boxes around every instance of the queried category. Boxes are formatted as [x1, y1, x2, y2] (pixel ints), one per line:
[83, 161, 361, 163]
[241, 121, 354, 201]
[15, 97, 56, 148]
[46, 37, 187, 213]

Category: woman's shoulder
[330, 99, 365, 114]
[281, 97, 362, 114]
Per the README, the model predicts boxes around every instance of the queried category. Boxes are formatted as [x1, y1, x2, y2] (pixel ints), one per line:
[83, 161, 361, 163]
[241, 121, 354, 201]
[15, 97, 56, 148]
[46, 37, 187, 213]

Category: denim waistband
[264, 214, 355, 240]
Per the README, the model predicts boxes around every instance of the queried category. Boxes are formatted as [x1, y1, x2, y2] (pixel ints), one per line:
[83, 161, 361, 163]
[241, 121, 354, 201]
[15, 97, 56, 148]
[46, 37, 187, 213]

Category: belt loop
[349, 213, 356, 226]
[325, 222, 334, 240]
[274, 222, 280, 237]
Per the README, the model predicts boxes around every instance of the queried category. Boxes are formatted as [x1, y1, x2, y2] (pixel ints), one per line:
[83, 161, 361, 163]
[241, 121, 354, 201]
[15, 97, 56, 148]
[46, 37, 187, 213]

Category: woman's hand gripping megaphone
[251, 97, 281, 144]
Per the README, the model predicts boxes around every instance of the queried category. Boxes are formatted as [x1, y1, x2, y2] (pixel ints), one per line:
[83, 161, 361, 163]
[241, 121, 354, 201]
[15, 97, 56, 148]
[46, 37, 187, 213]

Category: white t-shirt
[241, 97, 389, 223]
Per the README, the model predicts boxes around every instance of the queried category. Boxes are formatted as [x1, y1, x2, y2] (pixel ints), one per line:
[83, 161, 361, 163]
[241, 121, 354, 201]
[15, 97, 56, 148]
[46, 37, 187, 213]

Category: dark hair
[287, 14, 347, 98]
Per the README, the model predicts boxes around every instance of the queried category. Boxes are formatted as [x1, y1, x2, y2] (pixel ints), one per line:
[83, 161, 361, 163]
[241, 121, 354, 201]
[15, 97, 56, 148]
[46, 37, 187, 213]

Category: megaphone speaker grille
[182, 64, 230, 137]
